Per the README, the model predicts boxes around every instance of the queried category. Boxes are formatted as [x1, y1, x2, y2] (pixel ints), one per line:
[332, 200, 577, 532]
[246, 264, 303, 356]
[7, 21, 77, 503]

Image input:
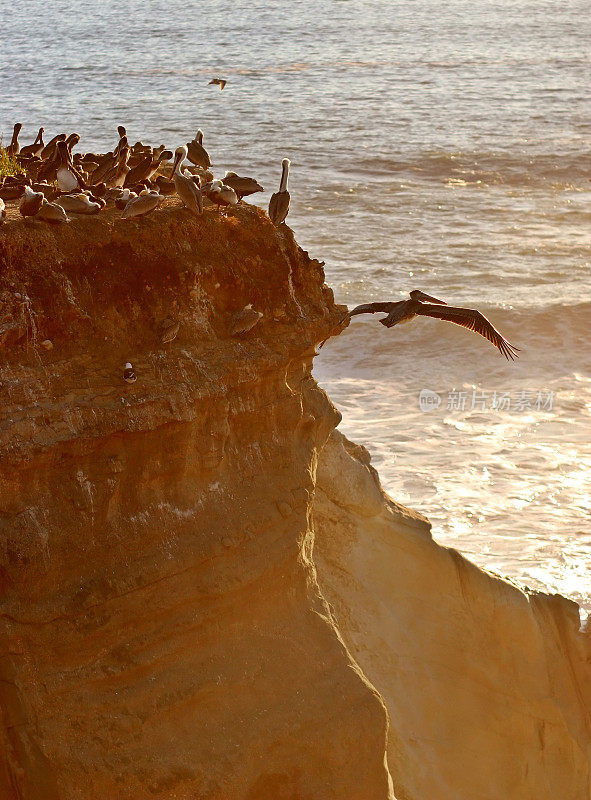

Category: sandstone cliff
[0, 202, 589, 799]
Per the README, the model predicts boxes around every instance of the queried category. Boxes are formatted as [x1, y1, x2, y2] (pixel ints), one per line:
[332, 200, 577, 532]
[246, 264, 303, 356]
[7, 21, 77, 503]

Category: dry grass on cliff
[0, 145, 24, 179]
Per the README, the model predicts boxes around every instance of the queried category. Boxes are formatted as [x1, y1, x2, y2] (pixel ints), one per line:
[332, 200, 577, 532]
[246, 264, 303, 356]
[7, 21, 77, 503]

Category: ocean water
[1, 0, 589, 610]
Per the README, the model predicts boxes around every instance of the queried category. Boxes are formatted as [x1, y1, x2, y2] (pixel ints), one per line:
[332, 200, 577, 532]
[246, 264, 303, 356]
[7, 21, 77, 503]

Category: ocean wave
[355, 150, 591, 188]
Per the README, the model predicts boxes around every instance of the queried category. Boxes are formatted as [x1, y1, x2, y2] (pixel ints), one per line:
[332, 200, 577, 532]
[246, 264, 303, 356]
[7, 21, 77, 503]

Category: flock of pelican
[0, 122, 290, 226]
[1, 121, 518, 360]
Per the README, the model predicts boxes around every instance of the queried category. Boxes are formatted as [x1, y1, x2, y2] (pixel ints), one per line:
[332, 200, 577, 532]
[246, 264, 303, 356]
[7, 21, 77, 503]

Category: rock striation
[0, 201, 589, 799]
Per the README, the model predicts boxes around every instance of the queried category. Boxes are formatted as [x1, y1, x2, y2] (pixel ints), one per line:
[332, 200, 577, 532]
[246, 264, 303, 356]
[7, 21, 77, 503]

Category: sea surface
[1, 0, 590, 612]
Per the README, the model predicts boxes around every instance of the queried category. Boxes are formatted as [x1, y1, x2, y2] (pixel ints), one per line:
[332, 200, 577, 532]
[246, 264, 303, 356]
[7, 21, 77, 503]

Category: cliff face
[314, 431, 591, 800]
[0, 203, 589, 800]
[0, 203, 393, 800]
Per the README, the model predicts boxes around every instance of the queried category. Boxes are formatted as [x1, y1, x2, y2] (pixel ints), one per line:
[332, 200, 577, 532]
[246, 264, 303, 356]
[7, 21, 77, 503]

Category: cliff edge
[0, 201, 589, 799]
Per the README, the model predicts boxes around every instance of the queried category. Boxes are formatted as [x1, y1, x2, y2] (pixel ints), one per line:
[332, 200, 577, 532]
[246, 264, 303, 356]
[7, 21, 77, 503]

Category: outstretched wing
[417, 304, 520, 360]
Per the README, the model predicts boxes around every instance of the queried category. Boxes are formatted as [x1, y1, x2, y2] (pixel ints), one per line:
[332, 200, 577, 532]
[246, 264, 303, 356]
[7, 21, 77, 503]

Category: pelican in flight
[323, 290, 519, 359]
[268, 158, 290, 225]
[208, 78, 227, 90]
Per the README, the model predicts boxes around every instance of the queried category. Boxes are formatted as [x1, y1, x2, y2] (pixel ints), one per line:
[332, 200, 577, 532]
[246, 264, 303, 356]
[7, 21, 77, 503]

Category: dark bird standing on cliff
[268, 158, 290, 226]
[322, 290, 519, 359]
[40, 132, 66, 161]
[186, 130, 211, 171]
[20, 127, 45, 159]
[222, 172, 264, 202]
[7, 123, 22, 156]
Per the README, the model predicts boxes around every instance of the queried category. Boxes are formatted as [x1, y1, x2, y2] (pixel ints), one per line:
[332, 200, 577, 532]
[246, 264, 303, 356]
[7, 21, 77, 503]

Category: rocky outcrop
[0, 201, 589, 799]
[314, 430, 591, 800]
[0, 202, 393, 800]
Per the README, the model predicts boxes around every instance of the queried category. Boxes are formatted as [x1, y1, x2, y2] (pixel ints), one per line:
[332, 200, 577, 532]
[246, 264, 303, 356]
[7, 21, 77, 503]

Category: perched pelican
[114, 188, 137, 209]
[159, 318, 180, 343]
[20, 127, 45, 158]
[154, 174, 176, 195]
[117, 125, 127, 139]
[171, 145, 203, 216]
[229, 304, 263, 336]
[208, 78, 227, 90]
[223, 172, 264, 202]
[123, 362, 136, 383]
[207, 179, 238, 214]
[326, 290, 519, 359]
[0, 178, 31, 201]
[55, 141, 86, 191]
[37, 198, 70, 224]
[124, 149, 172, 187]
[121, 188, 161, 218]
[111, 147, 131, 187]
[31, 182, 55, 197]
[0, 198, 5, 223]
[7, 123, 22, 156]
[91, 151, 117, 184]
[55, 192, 101, 215]
[65, 133, 80, 155]
[186, 130, 211, 170]
[40, 132, 66, 161]
[113, 134, 129, 160]
[19, 185, 44, 218]
[268, 158, 290, 225]
[89, 181, 107, 199]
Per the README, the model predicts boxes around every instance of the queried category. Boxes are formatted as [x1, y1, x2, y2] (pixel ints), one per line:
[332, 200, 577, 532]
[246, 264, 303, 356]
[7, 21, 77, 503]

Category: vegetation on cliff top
[0, 146, 24, 180]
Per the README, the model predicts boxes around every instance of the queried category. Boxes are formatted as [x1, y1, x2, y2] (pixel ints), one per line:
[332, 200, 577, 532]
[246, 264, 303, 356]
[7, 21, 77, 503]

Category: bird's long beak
[412, 290, 447, 305]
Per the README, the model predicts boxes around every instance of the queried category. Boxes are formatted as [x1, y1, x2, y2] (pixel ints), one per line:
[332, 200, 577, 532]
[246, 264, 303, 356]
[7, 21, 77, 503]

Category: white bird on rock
[56, 193, 101, 215]
[121, 188, 161, 219]
[19, 185, 44, 218]
[171, 145, 203, 216]
[37, 199, 70, 224]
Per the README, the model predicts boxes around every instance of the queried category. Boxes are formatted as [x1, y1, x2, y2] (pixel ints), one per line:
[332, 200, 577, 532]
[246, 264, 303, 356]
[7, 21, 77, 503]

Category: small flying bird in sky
[321, 290, 519, 359]
[208, 78, 227, 90]
[123, 362, 137, 383]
